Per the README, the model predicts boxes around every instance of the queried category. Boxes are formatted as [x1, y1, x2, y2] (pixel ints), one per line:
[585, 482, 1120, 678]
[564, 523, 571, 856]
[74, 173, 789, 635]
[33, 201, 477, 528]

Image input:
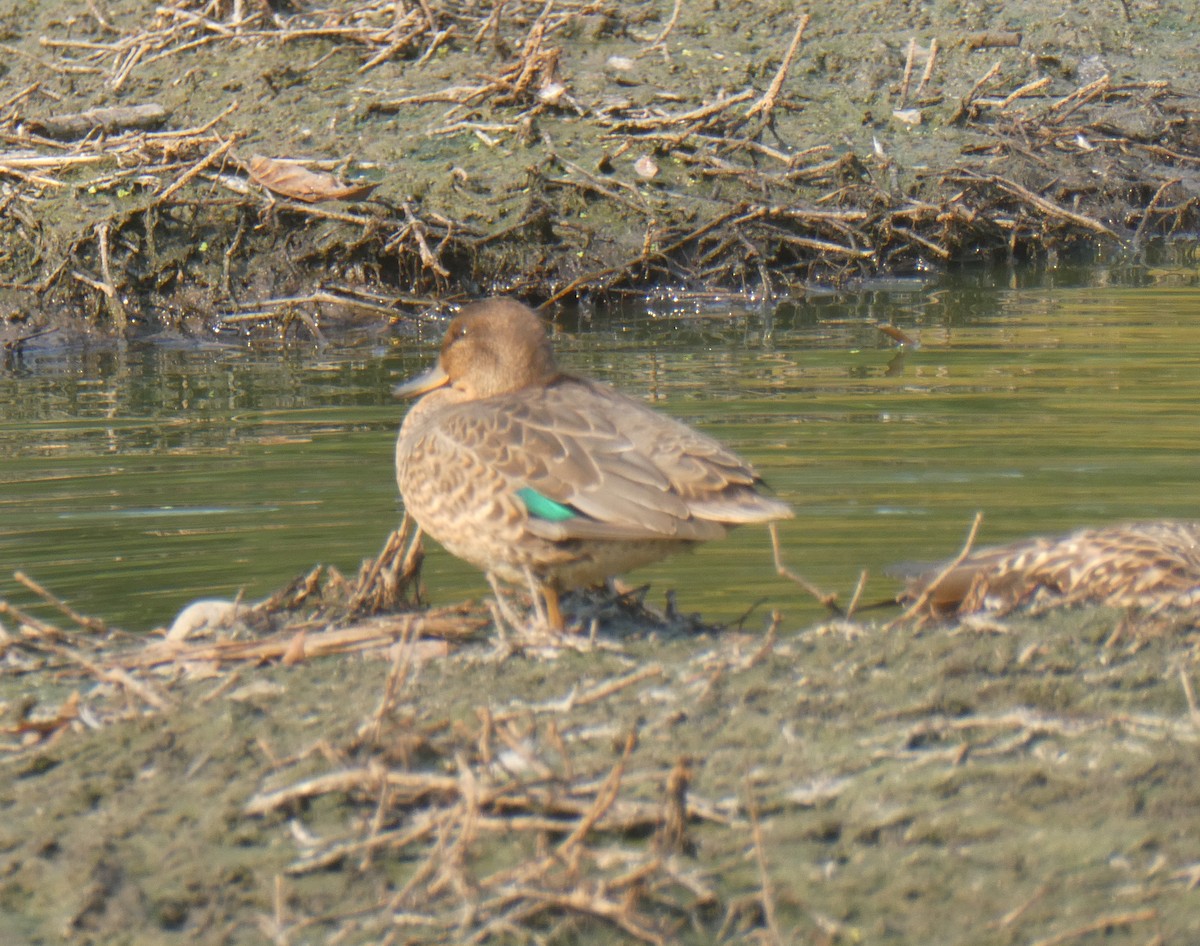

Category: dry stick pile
[0, 533, 819, 940]
[0, 510, 723, 759]
[0, 519, 485, 755]
[237, 629, 880, 945]
[4, 531, 1199, 938]
[244, 663, 732, 945]
[0, 1, 1196, 335]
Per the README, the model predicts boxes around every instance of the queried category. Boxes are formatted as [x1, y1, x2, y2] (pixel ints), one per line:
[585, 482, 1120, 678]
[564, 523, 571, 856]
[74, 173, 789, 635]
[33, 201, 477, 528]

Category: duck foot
[486, 574, 530, 638]
[484, 573, 572, 641]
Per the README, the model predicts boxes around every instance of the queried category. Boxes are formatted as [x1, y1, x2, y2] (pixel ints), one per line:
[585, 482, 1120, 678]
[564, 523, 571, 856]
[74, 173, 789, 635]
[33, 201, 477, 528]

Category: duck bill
[393, 363, 449, 398]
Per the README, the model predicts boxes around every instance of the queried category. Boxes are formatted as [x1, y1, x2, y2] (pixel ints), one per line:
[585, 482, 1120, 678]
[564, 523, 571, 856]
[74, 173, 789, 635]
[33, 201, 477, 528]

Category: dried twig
[640, 0, 682, 53]
[156, 135, 237, 203]
[889, 511, 984, 627]
[914, 38, 938, 99]
[769, 522, 841, 613]
[14, 570, 108, 633]
[745, 14, 809, 121]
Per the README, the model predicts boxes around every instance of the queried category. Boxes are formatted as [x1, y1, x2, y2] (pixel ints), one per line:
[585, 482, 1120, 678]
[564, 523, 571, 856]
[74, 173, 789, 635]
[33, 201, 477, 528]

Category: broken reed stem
[899, 38, 917, 107]
[988, 174, 1121, 240]
[1179, 664, 1200, 728]
[569, 663, 663, 709]
[914, 38, 938, 98]
[611, 88, 755, 130]
[486, 664, 663, 726]
[0, 80, 42, 112]
[13, 569, 107, 633]
[746, 781, 783, 946]
[1025, 908, 1157, 946]
[746, 13, 809, 120]
[0, 598, 65, 638]
[361, 619, 420, 745]
[998, 75, 1051, 108]
[43, 639, 172, 711]
[846, 569, 869, 618]
[155, 99, 239, 137]
[744, 610, 781, 669]
[969, 61, 1003, 100]
[1131, 176, 1180, 250]
[413, 25, 454, 67]
[769, 522, 841, 613]
[655, 754, 692, 855]
[949, 60, 1002, 123]
[1048, 74, 1110, 123]
[558, 729, 636, 859]
[436, 751, 481, 897]
[349, 514, 424, 613]
[500, 0, 552, 105]
[889, 511, 984, 627]
[641, 0, 682, 51]
[157, 135, 237, 203]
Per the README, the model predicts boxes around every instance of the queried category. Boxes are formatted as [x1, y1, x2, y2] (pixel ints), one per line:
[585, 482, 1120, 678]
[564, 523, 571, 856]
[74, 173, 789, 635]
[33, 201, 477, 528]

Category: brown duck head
[394, 298, 559, 401]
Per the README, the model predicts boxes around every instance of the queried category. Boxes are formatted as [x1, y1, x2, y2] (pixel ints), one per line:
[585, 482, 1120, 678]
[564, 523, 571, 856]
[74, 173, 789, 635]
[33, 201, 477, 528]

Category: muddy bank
[3, 583, 1199, 944]
[3, 533, 1200, 943]
[1, 0, 1198, 342]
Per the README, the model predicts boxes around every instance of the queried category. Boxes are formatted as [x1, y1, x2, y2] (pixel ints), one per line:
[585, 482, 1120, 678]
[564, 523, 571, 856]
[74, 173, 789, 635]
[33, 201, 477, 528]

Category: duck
[900, 520, 1200, 618]
[394, 297, 793, 630]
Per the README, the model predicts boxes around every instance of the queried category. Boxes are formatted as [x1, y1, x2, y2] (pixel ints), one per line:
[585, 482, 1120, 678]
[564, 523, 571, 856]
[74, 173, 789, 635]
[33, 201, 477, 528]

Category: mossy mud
[0, 0, 1197, 345]
[3, 596, 1199, 944]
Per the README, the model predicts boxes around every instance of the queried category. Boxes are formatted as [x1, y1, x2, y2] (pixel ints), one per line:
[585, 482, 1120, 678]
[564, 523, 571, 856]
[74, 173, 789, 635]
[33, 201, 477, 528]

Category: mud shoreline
[1, 0, 1197, 347]
[3, 571, 1199, 945]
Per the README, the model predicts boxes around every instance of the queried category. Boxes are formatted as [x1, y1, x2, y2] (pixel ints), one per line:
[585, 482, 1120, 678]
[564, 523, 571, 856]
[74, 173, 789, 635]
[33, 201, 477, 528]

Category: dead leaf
[247, 155, 379, 203]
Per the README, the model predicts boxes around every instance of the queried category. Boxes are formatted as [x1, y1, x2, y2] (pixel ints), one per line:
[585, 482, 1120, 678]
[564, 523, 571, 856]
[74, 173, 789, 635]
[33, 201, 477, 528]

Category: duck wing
[413, 376, 790, 543]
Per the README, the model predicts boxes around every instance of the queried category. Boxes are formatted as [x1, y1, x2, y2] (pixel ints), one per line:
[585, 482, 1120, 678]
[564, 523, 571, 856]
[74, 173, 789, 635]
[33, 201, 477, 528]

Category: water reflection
[2, 264, 1199, 630]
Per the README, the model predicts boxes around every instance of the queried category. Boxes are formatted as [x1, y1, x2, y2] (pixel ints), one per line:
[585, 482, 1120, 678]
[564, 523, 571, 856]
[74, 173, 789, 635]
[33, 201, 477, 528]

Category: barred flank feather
[903, 521, 1200, 618]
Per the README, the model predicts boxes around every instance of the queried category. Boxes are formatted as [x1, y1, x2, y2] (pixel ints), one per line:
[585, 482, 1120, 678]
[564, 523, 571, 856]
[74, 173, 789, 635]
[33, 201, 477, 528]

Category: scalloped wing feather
[909, 521, 1200, 616]
[409, 376, 790, 543]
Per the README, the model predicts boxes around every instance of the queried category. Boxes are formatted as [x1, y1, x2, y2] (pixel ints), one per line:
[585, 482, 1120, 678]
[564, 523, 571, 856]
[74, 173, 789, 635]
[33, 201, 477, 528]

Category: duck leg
[521, 566, 566, 633]
[543, 585, 565, 632]
[486, 573, 528, 635]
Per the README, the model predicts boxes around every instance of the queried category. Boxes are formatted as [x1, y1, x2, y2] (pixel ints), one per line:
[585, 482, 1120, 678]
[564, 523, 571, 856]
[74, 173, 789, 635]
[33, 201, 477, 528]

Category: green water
[3, 264, 1199, 631]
